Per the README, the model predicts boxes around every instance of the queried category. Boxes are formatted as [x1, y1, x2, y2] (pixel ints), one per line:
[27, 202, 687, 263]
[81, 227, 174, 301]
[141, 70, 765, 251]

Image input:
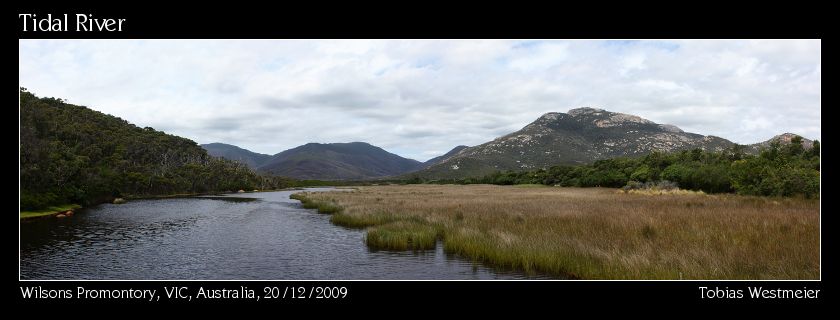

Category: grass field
[292, 184, 819, 279]
[20, 204, 81, 219]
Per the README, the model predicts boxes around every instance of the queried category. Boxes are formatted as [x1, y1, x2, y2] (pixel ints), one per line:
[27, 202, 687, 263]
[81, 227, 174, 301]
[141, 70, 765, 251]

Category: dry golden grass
[294, 184, 819, 279]
[620, 189, 706, 196]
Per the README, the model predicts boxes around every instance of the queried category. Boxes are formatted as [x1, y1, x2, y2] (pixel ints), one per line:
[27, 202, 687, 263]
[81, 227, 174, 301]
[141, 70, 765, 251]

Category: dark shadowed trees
[20, 89, 295, 210]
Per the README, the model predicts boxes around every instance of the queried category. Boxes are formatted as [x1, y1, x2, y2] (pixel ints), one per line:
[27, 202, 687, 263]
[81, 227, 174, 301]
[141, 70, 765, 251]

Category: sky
[19, 40, 820, 161]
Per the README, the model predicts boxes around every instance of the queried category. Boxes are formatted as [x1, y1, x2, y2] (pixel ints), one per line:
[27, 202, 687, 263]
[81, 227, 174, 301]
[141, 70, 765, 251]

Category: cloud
[19, 40, 820, 161]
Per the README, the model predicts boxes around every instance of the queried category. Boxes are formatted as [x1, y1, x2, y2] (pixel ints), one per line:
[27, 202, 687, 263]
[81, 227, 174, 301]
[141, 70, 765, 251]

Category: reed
[292, 185, 819, 279]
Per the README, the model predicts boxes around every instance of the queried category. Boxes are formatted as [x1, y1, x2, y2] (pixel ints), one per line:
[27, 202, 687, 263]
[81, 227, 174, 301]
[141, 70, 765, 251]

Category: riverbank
[19, 188, 307, 220]
[126, 187, 316, 200]
[291, 184, 819, 279]
[20, 204, 82, 220]
[22, 188, 528, 280]
[125, 191, 236, 200]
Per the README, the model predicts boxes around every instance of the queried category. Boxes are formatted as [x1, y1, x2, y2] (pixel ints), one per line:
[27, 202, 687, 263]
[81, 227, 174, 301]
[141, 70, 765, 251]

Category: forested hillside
[258, 142, 423, 180]
[437, 141, 820, 198]
[201, 142, 272, 169]
[19, 88, 292, 210]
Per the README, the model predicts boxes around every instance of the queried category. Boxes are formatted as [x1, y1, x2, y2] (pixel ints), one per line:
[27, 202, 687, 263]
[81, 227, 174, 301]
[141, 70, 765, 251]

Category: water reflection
[20, 189, 548, 280]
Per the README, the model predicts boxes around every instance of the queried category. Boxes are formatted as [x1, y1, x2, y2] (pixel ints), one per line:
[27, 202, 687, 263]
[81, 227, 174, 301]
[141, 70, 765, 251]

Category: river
[20, 188, 544, 280]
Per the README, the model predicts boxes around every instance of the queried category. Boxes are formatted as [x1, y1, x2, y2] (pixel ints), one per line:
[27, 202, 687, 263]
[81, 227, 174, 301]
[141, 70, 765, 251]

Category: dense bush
[20, 89, 300, 210]
[622, 180, 679, 191]
[428, 138, 819, 198]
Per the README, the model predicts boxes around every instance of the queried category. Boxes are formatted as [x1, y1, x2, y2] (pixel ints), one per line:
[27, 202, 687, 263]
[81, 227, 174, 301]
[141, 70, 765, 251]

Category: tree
[19, 90, 298, 211]
[630, 165, 652, 182]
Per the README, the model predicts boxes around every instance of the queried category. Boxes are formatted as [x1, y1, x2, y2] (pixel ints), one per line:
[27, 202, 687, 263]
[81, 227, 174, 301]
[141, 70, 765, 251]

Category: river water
[20, 188, 543, 280]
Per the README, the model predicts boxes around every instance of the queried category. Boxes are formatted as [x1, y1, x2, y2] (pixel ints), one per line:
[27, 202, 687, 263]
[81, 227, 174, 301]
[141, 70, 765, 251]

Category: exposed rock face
[659, 124, 684, 133]
[421, 145, 469, 168]
[567, 107, 604, 116]
[749, 133, 814, 151]
[413, 107, 740, 179]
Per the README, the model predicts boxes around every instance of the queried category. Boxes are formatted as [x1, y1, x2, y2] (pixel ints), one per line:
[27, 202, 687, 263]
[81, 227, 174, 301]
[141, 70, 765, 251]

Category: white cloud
[742, 117, 773, 131]
[508, 42, 569, 71]
[619, 52, 647, 76]
[19, 39, 820, 161]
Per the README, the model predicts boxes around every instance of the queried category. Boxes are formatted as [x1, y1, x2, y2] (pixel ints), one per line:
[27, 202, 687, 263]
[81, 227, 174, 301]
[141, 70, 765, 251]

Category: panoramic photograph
[19, 40, 820, 280]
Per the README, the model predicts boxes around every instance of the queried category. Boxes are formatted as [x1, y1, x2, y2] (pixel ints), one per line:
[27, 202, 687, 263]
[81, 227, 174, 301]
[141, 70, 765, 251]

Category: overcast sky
[19, 40, 820, 161]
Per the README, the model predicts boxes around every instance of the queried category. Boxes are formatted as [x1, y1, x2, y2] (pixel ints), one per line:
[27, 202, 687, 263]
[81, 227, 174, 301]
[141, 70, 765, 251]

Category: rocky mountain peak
[567, 107, 606, 116]
[415, 107, 741, 179]
[538, 112, 562, 120]
[658, 124, 684, 133]
[766, 133, 814, 148]
[774, 133, 804, 141]
[565, 107, 655, 128]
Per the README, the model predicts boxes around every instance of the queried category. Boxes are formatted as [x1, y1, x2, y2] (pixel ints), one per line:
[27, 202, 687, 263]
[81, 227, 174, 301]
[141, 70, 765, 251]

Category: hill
[201, 142, 272, 169]
[748, 133, 814, 152]
[413, 107, 739, 179]
[19, 89, 286, 210]
[422, 145, 469, 168]
[258, 142, 423, 180]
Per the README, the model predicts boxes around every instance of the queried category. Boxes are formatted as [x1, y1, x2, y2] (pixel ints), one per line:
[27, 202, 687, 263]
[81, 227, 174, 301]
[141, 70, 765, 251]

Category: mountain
[413, 107, 739, 179]
[200, 108, 815, 182]
[422, 145, 469, 168]
[748, 133, 814, 152]
[257, 142, 423, 180]
[201, 142, 272, 169]
[203, 142, 468, 180]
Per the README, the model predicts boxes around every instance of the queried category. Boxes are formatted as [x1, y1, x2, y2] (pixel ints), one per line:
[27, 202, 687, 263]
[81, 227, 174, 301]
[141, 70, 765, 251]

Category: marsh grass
[366, 221, 440, 251]
[329, 211, 398, 228]
[292, 185, 819, 279]
[290, 193, 340, 214]
[513, 184, 549, 188]
[622, 189, 706, 196]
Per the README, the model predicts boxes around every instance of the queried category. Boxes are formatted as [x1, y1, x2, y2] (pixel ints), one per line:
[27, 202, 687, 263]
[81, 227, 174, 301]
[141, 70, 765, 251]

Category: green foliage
[428, 143, 819, 198]
[20, 204, 82, 219]
[405, 175, 423, 184]
[20, 89, 299, 210]
[630, 165, 652, 182]
[730, 140, 820, 197]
